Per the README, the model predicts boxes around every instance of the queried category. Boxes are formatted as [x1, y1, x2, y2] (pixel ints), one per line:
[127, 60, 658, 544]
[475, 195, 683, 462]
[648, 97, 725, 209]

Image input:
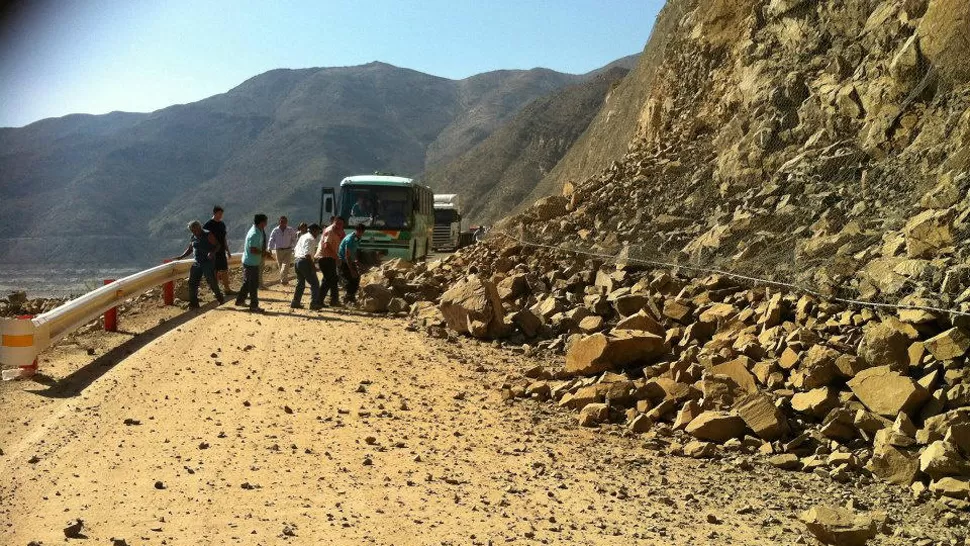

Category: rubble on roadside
[358, 237, 970, 514]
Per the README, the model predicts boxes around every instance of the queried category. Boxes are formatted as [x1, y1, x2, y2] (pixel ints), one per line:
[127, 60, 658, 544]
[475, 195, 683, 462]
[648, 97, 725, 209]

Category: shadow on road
[31, 298, 356, 399]
[31, 304, 210, 399]
[218, 306, 356, 322]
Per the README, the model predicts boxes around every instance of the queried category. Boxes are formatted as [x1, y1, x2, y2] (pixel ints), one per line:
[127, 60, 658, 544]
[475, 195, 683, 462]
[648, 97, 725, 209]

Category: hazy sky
[0, 0, 664, 128]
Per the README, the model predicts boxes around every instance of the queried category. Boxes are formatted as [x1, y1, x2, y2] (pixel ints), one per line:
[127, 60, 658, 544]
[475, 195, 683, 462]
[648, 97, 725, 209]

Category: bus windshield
[341, 185, 412, 229]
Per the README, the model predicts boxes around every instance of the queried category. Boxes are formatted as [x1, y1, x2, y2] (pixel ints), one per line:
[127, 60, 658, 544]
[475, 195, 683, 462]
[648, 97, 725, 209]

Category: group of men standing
[286, 216, 366, 311]
[172, 207, 365, 313]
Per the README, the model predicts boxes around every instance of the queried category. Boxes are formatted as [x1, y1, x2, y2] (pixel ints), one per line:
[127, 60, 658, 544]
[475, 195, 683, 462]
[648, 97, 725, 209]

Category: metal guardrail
[1, 256, 241, 378]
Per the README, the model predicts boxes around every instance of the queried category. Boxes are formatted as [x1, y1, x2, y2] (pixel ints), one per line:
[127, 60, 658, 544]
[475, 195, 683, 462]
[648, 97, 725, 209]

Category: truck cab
[433, 194, 463, 251]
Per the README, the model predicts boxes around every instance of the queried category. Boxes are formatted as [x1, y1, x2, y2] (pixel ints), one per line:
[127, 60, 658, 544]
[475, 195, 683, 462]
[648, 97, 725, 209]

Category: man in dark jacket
[203, 206, 233, 295]
[171, 220, 224, 309]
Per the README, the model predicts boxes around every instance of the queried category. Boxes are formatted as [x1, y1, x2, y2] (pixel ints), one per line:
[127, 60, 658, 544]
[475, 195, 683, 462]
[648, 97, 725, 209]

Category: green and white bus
[320, 175, 434, 263]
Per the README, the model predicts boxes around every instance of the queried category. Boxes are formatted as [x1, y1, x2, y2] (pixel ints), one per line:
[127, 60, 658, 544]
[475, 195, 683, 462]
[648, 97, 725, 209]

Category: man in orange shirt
[314, 216, 346, 307]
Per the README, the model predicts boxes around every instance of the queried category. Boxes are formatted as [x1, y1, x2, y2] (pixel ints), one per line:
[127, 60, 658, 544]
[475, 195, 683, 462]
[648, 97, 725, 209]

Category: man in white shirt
[268, 216, 298, 285]
[290, 224, 322, 310]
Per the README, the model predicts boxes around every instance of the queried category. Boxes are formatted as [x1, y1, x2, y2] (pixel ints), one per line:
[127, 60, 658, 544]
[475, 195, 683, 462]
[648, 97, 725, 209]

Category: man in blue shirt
[337, 224, 365, 304]
[171, 220, 224, 309]
[235, 214, 273, 313]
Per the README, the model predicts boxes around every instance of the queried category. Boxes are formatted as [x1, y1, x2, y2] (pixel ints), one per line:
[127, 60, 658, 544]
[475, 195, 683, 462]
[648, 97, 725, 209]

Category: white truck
[432, 194, 464, 251]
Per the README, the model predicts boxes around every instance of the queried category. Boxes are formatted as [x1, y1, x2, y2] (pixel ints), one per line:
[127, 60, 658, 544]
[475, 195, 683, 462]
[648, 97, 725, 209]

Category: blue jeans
[189, 261, 223, 307]
[292, 258, 320, 307]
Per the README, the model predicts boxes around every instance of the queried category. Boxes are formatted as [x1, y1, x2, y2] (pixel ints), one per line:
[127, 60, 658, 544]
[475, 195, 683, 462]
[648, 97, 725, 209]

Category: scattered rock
[923, 327, 970, 361]
[799, 505, 877, 546]
[564, 331, 668, 376]
[683, 440, 717, 459]
[736, 393, 789, 440]
[769, 454, 803, 471]
[847, 366, 929, 417]
[578, 403, 610, 427]
[685, 411, 746, 443]
[439, 275, 508, 339]
[63, 519, 84, 539]
[919, 440, 970, 480]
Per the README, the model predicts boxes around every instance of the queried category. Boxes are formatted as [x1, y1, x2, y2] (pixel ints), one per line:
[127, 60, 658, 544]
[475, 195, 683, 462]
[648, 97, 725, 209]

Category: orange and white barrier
[1, 255, 241, 379]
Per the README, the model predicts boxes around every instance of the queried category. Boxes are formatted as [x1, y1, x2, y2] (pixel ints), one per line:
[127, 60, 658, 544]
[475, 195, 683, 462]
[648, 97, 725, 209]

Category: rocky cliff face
[517, 0, 970, 313]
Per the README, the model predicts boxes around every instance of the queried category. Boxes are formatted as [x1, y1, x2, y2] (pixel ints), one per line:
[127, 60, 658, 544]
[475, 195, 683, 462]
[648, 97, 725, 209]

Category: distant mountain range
[423, 66, 631, 223]
[0, 57, 636, 265]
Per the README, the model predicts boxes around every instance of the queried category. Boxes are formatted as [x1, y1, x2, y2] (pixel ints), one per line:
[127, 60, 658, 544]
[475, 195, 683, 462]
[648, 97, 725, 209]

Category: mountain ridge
[0, 56, 637, 266]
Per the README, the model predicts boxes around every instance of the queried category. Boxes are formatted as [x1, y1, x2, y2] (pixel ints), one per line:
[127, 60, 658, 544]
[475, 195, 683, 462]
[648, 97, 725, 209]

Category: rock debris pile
[0, 291, 65, 317]
[357, 0, 970, 521]
[366, 235, 970, 514]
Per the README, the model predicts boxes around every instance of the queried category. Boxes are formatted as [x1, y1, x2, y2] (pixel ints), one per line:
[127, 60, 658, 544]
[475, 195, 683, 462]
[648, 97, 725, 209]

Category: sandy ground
[0, 285, 964, 545]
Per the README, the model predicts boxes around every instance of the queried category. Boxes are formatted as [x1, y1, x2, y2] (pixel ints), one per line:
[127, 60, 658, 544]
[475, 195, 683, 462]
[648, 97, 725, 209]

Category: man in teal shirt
[235, 214, 273, 312]
[337, 224, 365, 304]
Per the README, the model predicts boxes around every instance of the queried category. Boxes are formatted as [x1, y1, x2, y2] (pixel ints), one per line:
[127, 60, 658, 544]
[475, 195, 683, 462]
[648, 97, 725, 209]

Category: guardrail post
[162, 260, 175, 305]
[103, 279, 118, 332]
[1, 315, 39, 380]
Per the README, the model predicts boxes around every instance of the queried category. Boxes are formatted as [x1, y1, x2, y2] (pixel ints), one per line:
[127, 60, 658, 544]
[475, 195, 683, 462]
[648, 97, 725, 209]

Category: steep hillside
[424, 68, 581, 169]
[511, 0, 970, 311]
[423, 67, 630, 224]
[524, 5, 685, 204]
[0, 60, 619, 266]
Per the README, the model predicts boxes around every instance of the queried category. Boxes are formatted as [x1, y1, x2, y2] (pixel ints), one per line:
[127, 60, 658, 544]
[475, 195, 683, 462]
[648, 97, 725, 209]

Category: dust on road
[0, 287, 957, 545]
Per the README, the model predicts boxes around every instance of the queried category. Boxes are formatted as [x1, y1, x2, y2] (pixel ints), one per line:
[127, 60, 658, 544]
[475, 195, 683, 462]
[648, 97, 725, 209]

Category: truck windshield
[341, 186, 412, 229]
[434, 209, 459, 224]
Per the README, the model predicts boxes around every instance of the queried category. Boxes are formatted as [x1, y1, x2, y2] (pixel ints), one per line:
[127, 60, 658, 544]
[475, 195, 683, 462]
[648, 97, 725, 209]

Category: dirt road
[0, 287, 961, 545]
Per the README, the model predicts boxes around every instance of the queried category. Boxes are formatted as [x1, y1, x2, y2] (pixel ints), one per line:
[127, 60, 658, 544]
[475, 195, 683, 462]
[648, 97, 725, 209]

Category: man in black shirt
[203, 206, 234, 295]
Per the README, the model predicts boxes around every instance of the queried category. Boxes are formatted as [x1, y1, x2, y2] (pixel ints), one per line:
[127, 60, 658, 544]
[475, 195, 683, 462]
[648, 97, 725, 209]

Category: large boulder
[920, 440, 970, 480]
[685, 411, 746, 442]
[847, 366, 929, 417]
[496, 273, 529, 301]
[792, 345, 840, 389]
[644, 377, 694, 402]
[511, 309, 542, 338]
[791, 387, 838, 418]
[918, 0, 970, 85]
[800, 505, 877, 546]
[711, 357, 758, 394]
[735, 393, 790, 440]
[439, 275, 509, 339]
[903, 209, 954, 258]
[564, 331, 668, 376]
[923, 327, 970, 361]
[613, 294, 649, 317]
[930, 477, 970, 500]
[869, 429, 920, 485]
[948, 423, 970, 456]
[410, 301, 444, 328]
[360, 283, 394, 313]
[614, 310, 665, 337]
[531, 196, 568, 221]
[859, 322, 909, 371]
[578, 403, 610, 427]
[921, 409, 970, 444]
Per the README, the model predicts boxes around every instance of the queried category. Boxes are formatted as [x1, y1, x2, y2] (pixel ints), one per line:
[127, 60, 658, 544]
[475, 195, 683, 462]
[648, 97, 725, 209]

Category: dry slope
[519, 0, 970, 312]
